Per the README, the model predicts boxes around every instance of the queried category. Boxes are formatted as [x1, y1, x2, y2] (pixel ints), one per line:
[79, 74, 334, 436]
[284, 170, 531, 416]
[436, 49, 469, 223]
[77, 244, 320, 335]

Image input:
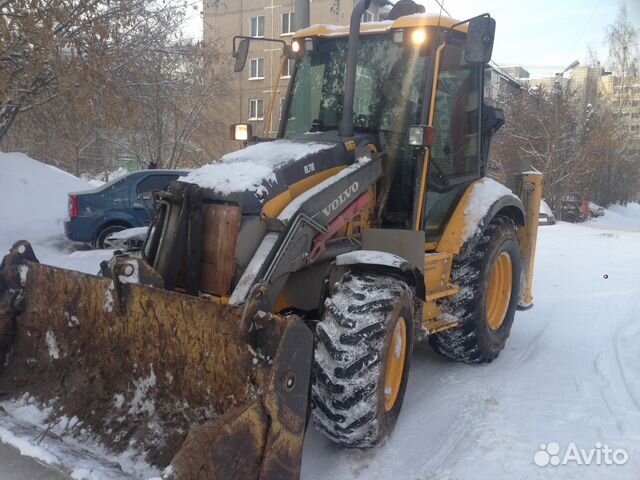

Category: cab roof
[293, 13, 468, 39]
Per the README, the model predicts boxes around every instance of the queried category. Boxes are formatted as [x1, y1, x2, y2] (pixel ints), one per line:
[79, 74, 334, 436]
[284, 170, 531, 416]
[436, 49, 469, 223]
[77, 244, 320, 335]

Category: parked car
[588, 201, 605, 218]
[103, 226, 150, 251]
[64, 169, 188, 248]
[539, 199, 556, 225]
[560, 192, 584, 223]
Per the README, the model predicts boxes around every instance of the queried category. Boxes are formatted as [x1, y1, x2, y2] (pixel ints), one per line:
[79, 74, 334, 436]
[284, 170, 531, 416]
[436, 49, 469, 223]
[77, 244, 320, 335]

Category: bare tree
[0, 0, 189, 143]
[490, 85, 584, 210]
[119, 39, 231, 169]
[1, 0, 230, 176]
[606, 2, 640, 78]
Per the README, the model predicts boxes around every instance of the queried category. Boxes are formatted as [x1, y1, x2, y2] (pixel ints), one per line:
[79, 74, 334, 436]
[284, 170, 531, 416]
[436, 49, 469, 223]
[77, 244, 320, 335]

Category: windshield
[283, 35, 428, 137]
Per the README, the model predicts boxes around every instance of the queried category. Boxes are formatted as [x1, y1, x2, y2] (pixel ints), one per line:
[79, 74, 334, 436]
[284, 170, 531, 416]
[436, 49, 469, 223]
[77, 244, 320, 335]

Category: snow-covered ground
[302, 217, 640, 479]
[1, 152, 639, 479]
[0, 152, 113, 274]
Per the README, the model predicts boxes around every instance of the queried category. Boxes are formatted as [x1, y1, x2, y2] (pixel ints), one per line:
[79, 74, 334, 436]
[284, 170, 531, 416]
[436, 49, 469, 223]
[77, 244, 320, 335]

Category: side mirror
[230, 123, 253, 141]
[408, 125, 436, 148]
[465, 16, 495, 64]
[233, 38, 250, 73]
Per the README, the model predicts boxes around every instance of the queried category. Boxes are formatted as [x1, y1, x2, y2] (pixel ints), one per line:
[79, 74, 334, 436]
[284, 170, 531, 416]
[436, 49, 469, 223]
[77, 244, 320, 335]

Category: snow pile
[607, 202, 640, 219]
[179, 140, 333, 195]
[0, 152, 91, 247]
[0, 151, 112, 272]
[462, 177, 518, 241]
[589, 202, 640, 232]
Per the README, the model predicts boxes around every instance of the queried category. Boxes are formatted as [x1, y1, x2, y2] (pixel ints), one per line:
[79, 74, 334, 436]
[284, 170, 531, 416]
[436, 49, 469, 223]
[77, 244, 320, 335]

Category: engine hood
[178, 139, 353, 214]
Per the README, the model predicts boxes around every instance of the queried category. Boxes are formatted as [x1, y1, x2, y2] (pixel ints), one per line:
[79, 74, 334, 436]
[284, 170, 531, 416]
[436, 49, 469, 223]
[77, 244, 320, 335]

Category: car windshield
[283, 35, 428, 136]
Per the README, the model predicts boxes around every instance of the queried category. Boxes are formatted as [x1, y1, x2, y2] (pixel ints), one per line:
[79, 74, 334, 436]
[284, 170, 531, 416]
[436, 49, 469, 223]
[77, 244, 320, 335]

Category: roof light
[392, 29, 405, 44]
[291, 40, 301, 53]
[411, 28, 427, 46]
[304, 37, 315, 52]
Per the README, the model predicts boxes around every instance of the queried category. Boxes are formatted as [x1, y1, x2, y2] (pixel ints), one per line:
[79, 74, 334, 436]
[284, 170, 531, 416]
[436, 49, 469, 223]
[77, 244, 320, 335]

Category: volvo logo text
[322, 182, 359, 216]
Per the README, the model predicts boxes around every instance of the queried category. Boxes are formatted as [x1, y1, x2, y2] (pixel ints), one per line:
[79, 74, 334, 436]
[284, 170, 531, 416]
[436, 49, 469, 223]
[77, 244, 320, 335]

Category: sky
[183, 0, 640, 79]
[416, 0, 639, 78]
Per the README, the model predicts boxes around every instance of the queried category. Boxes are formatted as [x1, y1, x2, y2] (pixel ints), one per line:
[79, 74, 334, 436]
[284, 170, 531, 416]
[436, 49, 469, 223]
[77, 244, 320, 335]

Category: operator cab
[231, 2, 501, 247]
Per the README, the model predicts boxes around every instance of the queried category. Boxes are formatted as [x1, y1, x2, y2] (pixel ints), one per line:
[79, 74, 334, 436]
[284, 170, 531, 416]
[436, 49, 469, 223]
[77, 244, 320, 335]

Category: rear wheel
[311, 271, 414, 447]
[94, 224, 128, 249]
[429, 216, 521, 363]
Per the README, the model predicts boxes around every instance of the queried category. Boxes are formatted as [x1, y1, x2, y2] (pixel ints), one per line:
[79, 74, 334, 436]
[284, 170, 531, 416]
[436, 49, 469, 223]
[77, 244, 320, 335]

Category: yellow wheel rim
[383, 317, 407, 412]
[486, 251, 513, 331]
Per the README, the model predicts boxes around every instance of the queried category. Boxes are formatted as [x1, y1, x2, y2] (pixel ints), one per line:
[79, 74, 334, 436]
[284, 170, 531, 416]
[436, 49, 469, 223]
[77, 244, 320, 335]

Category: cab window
[422, 43, 482, 237]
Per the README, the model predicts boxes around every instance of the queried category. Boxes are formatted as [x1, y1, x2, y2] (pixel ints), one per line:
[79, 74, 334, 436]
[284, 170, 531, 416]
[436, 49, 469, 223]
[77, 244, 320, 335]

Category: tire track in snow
[613, 321, 640, 412]
[411, 311, 555, 475]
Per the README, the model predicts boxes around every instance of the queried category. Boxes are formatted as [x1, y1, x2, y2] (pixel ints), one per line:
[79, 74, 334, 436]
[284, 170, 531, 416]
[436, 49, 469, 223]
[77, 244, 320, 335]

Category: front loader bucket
[0, 241, 312, 479]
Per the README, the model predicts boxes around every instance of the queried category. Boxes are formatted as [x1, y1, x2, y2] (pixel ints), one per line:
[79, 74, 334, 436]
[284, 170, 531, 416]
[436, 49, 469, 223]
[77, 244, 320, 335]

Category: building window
[251, 16, 265, 37]
[249, 58, 264, 80]
[281, 12, 296, 35]
[249, 98, 264, 120]
[362, 10, 375, 23]
[281, 58, 295, 78]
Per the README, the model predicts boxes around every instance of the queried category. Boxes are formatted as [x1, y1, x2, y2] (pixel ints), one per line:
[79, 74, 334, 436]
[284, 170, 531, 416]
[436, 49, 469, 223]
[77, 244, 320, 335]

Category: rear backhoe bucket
[0, 240, 312, 479]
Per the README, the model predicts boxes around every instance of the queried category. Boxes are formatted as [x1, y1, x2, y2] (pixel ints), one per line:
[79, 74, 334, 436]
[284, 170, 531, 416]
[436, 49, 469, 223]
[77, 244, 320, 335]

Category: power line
[432, 0, 452, 18]
[428, 1, 522, 84]
[564, 0, 601, 65]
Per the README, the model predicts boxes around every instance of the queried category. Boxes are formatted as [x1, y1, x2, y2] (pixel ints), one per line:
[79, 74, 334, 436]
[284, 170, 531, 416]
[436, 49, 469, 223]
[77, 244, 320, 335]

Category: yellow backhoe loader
[0, 1, 542, 478]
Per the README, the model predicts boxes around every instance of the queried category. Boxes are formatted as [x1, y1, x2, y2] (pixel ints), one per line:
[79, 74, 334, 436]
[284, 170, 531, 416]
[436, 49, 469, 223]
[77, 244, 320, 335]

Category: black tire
[311, 271, 414, 447]
[429, 216, 521, 363]
[94, 224, 128, 249]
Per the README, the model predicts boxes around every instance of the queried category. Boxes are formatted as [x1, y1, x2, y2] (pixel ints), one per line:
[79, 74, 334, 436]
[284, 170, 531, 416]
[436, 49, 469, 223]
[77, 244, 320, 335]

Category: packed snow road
[302, 218, 640, 479]
[0, 152, 639, 479]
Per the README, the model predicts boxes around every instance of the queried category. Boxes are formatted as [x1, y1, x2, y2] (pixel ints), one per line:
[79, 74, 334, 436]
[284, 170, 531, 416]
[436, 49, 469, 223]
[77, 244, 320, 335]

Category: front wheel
[94, 224, 127, 249]
[429, 216, 521, 363]
[311, 271, 414, 447]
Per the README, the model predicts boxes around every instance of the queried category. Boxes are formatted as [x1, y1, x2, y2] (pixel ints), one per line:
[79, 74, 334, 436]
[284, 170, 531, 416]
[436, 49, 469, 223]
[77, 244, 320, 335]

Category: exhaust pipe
[339, 0, 371, 137]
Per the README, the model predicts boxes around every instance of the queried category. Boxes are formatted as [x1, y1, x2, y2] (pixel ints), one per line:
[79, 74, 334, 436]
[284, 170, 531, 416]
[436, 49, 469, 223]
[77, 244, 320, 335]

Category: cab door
[419, 42, 483, 244]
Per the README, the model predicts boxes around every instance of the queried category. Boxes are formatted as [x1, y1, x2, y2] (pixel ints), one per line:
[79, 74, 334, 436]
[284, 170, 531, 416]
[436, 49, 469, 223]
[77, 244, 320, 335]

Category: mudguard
[335, 250, 425, 300]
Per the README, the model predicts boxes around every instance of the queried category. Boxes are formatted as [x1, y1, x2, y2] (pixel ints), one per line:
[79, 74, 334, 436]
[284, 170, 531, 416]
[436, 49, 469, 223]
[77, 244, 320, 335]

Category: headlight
[408, 125, 435, 147]
[411, 28, 427, 46]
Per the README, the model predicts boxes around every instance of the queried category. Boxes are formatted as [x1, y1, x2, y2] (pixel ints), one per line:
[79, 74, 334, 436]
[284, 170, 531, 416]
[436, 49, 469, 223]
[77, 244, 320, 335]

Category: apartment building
[502, 66, 530, 81]
[528, 67, 640, 154]
[484, 66, 523, 107]
[204, 0, 391, 158]
[600, 74, 640, 154]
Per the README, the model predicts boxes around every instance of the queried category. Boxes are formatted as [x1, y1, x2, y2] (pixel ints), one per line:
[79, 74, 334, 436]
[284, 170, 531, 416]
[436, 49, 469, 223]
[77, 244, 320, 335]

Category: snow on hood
[179, 140, 334, 195]
[540, 199, 553, 216]
[462, 178, 518, 242]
